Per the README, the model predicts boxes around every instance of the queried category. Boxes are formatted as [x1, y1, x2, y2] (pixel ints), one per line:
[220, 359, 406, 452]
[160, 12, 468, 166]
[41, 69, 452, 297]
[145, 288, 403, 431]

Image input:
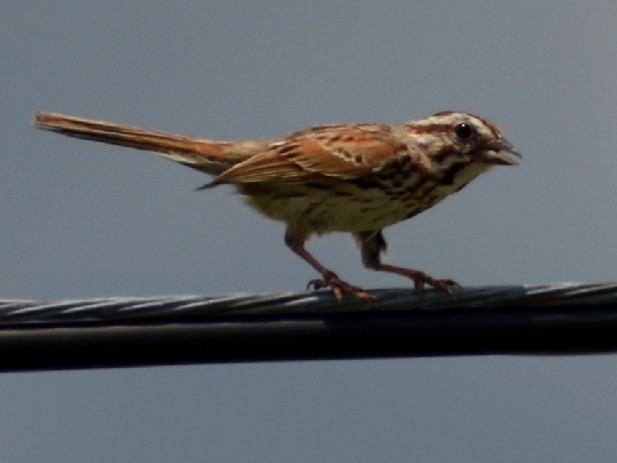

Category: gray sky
[2, 1, 617, 461]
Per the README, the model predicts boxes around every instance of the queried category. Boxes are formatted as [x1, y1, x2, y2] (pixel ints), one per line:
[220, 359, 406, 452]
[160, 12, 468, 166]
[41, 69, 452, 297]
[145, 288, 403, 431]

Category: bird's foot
[409, 271, 459, 294]
[370, 262, 459, 295]
[308, 271, 377, 301]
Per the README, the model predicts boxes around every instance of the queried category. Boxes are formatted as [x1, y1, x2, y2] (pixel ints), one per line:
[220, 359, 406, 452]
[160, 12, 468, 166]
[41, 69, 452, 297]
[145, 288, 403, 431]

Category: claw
[308, 272, 377, 301]
[412, 273, 458, 295]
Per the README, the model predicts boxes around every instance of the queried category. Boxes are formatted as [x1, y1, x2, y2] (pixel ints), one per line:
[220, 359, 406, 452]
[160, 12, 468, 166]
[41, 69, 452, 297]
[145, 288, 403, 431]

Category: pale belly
[237, 163, 489, 233]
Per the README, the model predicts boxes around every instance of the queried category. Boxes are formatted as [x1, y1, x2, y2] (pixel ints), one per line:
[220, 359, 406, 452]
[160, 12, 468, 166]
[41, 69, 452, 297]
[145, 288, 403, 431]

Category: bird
[33, 110, 520, 300]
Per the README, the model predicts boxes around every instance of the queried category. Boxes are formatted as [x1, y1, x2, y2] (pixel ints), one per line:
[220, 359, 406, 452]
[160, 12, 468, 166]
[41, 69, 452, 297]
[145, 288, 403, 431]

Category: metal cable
[2, 282, 616, 327]
[1, 282, 617, 371]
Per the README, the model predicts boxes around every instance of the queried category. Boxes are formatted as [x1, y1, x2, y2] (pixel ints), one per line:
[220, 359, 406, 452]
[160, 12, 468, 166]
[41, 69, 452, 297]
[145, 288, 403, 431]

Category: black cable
[1, 283, 616, 371]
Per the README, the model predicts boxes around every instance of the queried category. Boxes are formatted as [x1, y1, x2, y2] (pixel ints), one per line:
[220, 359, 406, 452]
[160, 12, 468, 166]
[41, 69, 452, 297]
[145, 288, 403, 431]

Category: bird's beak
[482, 137, 522, 166]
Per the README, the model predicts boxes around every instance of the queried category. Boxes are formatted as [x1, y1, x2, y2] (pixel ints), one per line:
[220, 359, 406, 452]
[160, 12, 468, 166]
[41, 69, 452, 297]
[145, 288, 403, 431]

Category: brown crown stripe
[404, 123, 452, 134]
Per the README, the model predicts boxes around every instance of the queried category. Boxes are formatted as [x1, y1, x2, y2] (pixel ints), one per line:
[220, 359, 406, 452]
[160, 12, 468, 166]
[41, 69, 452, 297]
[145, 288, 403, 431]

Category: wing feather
[213, 124, 404, 184]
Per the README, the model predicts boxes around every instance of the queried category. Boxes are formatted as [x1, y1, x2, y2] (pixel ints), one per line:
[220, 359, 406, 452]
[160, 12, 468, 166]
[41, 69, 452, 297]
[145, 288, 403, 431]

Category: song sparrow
[33, 111, 520, 300]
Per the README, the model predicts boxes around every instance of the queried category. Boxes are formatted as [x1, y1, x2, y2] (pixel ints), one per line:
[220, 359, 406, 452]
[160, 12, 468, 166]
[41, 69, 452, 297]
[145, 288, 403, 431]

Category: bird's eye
[454, 123, 474, 141]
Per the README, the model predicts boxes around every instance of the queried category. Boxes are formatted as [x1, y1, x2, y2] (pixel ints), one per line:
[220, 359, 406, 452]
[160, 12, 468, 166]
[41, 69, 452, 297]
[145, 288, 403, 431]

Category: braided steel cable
[1, 282, 617, 371]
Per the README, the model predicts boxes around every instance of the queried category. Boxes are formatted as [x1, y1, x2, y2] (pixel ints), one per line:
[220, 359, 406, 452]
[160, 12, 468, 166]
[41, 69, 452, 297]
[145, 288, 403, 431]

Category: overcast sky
[2, 1, 617, 462]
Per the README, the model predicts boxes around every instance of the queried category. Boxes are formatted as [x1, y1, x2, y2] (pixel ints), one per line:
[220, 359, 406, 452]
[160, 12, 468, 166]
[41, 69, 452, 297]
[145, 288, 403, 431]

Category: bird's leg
[284, 230, 376, 300]
[354, 231, 458, 294]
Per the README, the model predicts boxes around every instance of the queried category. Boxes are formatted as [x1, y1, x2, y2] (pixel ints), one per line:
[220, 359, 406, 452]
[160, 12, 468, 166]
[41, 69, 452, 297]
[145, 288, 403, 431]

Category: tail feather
[33, 112, 265, 175]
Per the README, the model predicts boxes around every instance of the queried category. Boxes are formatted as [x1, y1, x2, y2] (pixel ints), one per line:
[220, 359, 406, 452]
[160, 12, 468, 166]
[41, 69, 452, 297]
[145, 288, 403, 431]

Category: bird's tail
[33, 112, 268, 175]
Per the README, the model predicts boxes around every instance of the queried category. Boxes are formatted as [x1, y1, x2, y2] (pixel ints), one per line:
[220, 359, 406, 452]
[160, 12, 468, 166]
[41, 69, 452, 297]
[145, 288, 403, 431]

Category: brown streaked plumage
[33, 110, 520, 300]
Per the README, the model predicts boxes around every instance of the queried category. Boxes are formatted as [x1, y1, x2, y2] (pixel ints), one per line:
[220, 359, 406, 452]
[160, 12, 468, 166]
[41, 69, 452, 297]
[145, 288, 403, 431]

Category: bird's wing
[212, 124, 405, 184]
